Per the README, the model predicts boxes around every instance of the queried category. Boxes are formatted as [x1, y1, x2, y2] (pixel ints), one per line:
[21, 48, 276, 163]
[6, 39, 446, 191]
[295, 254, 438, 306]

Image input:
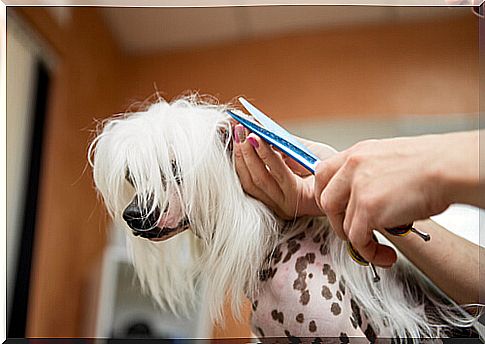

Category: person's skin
[383, 218, 482, 305]
[233, 125, 332, 219]
[314, 130, 483, 268]
[233, 126, 483, 304]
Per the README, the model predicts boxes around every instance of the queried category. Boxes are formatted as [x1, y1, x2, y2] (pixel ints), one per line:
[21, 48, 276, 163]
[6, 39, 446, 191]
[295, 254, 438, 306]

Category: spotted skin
[331, 302, 342, 316]
[251, 227, 390, 341]
[321, 285, 332, 300]
[339, 332, 350, 344]
[271, 309, 285, 324]
[309, 320, 317, 332]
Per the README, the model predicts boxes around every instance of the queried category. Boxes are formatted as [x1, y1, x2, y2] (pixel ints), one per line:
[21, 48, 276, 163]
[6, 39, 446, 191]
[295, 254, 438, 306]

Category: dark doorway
[8, 61, 51, 338]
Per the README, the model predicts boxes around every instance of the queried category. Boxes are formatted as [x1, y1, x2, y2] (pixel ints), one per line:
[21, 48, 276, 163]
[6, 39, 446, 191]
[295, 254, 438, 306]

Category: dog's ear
[218, 126, 229, 143]
[125, 168, 135, 187]
[217, 123, 233, 153]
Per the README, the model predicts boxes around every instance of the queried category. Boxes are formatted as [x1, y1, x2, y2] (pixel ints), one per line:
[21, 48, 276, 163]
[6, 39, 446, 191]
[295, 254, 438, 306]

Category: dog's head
[90, 98, 237, 241]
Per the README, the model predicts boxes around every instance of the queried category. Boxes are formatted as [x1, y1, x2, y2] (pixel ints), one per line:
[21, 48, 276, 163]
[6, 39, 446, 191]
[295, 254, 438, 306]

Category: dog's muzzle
[123, 196, 161, 236]
[122, 196, 189, 240]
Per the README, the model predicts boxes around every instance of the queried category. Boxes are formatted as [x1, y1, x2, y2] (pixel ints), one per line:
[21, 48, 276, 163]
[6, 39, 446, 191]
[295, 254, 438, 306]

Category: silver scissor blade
[227, 110, 320, 174]
[238, 97, 316, 157]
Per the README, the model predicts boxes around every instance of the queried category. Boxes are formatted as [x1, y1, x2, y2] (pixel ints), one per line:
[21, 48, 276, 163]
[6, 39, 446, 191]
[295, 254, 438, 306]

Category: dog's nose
[123, 196, 161, 232]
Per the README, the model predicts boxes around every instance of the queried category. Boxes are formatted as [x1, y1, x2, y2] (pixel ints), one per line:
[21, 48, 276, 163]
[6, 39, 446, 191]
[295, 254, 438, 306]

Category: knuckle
[238, 177, 252, 190]
[257, 149, 269, 162]
[240, 179, 257, 194]
[320, 193, 336, 214]
[234, 149, 243, 160]
[343, 217, 351, 234]
[348, 230, 360, 245]
[245, 186, 258, 196]
[251, 176, 263, 186]
[346, 153, 363, 168]
[327, 202, 340, 215]
[319, 193, 328, 209]
[354, 139, 375, 150]
[360, 195, 380, 215]
[241, 144, 253, 158]
[241, 146, 250, 158]
[350, 141, 365, 152]
[252, 174, 268, 187]
[315, 161, 329, 176]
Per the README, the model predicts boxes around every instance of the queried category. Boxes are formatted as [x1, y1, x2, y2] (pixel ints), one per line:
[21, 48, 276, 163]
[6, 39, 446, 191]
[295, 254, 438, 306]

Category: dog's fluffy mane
[89, 96, 481, 341]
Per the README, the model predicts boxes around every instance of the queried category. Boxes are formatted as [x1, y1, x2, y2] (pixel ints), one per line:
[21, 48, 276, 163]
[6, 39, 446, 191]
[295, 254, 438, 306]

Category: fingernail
[235, 125, 246, 143]
[247, 137, 259, 149]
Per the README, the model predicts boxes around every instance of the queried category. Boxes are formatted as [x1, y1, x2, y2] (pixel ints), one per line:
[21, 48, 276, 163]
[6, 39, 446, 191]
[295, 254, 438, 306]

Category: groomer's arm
[382, 218, 483, 306]
[314, 130, 484, 268]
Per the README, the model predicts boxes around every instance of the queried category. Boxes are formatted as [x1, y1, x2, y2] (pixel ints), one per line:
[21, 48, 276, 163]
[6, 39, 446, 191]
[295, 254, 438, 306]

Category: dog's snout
[123, 197, 161, 232]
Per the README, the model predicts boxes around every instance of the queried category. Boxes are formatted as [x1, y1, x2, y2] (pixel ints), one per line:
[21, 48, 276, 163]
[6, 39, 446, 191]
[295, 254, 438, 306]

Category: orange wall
[12, 7, 479, 338]
[124, 14, 478, 123]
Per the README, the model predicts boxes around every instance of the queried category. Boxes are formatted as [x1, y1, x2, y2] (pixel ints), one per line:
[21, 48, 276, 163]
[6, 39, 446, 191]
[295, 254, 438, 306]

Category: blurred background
[6, 5, 482, 340]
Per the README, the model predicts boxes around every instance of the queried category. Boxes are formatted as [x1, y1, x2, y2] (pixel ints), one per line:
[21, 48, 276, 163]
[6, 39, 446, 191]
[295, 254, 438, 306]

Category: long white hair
[89, 96, 482, 341]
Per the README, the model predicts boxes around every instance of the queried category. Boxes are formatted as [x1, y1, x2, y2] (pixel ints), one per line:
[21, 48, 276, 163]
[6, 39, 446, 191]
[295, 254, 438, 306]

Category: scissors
[227, 97, 320, 174]
[228, 97, 430, 282]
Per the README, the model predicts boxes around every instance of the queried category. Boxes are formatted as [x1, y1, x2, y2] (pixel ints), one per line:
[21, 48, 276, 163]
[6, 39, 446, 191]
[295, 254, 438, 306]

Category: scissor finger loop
[386, 223, 431, 242]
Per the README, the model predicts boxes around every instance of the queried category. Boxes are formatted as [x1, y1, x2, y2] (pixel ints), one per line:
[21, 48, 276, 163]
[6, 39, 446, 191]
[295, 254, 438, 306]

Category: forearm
[439, 130, 484, 209]
[383, 218, 482, 305]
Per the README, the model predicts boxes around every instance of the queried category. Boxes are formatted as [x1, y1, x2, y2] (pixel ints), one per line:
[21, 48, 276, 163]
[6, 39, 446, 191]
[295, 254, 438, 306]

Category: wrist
[431, 131, 480, 207]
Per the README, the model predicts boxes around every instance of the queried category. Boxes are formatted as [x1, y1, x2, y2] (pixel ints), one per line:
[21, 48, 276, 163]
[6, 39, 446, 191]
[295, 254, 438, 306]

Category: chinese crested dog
[89, 97, 481, 342]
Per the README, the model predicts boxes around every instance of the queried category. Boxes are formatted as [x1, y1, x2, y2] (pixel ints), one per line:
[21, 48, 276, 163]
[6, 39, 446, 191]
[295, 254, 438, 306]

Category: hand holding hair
[233, 124, 336, 220]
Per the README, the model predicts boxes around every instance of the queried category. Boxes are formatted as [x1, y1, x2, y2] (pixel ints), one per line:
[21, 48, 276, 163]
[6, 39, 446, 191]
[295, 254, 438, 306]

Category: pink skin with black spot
[250, 228, 393, 340]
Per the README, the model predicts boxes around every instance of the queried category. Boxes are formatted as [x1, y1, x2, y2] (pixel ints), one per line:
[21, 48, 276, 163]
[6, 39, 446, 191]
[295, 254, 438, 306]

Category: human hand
[314, 131, 480, 267]
[233, 124, 337, 220]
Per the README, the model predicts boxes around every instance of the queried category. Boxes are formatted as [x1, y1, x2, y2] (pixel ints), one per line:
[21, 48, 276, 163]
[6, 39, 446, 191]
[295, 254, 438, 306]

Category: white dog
[89, 96, 481, 342]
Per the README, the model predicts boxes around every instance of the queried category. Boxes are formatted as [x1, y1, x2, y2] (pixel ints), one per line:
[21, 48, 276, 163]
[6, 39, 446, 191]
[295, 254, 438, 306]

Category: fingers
[328, 213, 347, 241]
[247, 134, 293, 186]
[343, 192, 356, 236]
[349, 210, 397, 267]
[234, 128, 281, 209]
[314, 152, 349, 213]
[318, 162, 353, 240]
[313, 147, 397, 267]
[241, 140, 284, 201]
[235, 126, 284, 203]
[234, 143, 277, 207]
